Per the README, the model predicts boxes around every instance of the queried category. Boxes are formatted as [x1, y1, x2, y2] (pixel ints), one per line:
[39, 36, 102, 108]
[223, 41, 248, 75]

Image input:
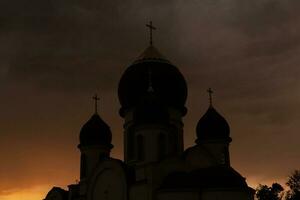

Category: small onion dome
[196, 106, 231, 143]
[133, 91, 169, 125]
[79, 114, 113, 148]
[118, 46, 187, 117]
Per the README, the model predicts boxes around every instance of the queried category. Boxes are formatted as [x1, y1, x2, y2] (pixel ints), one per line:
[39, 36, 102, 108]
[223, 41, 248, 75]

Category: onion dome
[133, 90, 169, 125]
[45, 187, 68, 200]
[196, 106, 231, 143]
[79, 113, 113, 148]
[118, 45, 187, 117]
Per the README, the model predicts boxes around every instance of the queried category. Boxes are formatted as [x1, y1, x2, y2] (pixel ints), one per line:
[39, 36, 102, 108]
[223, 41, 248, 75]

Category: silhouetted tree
[256, 183, 284, 200]
[285, 170, 300, 200]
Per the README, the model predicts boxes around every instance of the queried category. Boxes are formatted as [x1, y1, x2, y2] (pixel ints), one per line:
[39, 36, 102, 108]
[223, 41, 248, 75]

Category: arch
[87, 159, 127, 200]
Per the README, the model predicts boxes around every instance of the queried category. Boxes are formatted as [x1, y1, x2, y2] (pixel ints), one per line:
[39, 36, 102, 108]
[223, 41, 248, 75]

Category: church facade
[44, 37, 255, 200]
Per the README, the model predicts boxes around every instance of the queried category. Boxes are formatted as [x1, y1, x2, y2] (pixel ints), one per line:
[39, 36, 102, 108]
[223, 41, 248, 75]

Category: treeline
[256, 170, 300, 200]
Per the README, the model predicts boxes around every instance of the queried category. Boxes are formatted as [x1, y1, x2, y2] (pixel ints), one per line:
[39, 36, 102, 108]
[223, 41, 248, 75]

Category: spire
[146, 21, 156, 46]
[93, 94, 100, 114]
[207, 88, 213, 107]
[147, 67, 154, 93]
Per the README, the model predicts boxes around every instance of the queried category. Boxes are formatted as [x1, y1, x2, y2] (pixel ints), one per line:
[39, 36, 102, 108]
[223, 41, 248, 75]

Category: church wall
[80, 147, 103, 178]
[185, 145, 217, 170]
[135, 166, 147, 181]
[156, 190, 199, 200]
[198, 142, 230, 166]
[123, 110, 134, 163]
[129, 183, 149, 200]
[126, 125, 173, 165]
[168, 108, 184, 154]
[200, 189, 254, 200]
[138, 128, 167, 163]
[156, 188, 253, 200]
[123, 107, 185, 165]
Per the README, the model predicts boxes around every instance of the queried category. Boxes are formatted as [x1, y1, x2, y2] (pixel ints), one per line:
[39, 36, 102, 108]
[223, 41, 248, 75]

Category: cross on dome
[146, 21, 156, 46]
[207, 88, 213, 107]
[93, 94, 100, 114]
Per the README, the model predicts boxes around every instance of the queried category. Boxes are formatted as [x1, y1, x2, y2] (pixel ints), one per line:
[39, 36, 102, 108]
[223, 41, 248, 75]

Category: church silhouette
[44, 22, 255, 200]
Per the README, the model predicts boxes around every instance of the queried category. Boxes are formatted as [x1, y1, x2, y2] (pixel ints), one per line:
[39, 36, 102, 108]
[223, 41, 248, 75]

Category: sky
[1, 0, 300, 199]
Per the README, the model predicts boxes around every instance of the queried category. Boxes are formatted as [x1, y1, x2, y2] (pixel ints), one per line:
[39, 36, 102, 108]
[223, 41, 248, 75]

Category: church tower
[118, 22, 188, 167]
[194, 89, 232, 167]
[77, 95, 113, 195]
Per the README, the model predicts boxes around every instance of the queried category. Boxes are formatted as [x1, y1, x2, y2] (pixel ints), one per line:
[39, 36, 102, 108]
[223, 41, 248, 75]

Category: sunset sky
[1, 0, 300, 199]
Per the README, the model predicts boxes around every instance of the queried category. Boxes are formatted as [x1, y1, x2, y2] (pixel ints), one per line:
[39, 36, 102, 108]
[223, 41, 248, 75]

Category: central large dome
[118, 46, 188, 117]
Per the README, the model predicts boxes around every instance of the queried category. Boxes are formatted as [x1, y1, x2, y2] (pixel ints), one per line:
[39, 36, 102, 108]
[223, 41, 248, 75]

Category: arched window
[158, 133, 167, 159]
[137, 135, 145, 161]
[80, 154, 86, 179]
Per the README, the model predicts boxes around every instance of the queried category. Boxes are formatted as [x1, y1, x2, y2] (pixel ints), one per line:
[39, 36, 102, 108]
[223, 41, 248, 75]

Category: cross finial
[207, 88, 213, 107]
[93, 94, 100, 114]
[146, 21, 156, 46]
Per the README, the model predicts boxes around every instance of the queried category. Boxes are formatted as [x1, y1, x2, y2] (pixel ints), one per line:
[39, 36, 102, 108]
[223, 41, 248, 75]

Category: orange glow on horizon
[0, 176, 287, 200]
[0, 185, 51, 200]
